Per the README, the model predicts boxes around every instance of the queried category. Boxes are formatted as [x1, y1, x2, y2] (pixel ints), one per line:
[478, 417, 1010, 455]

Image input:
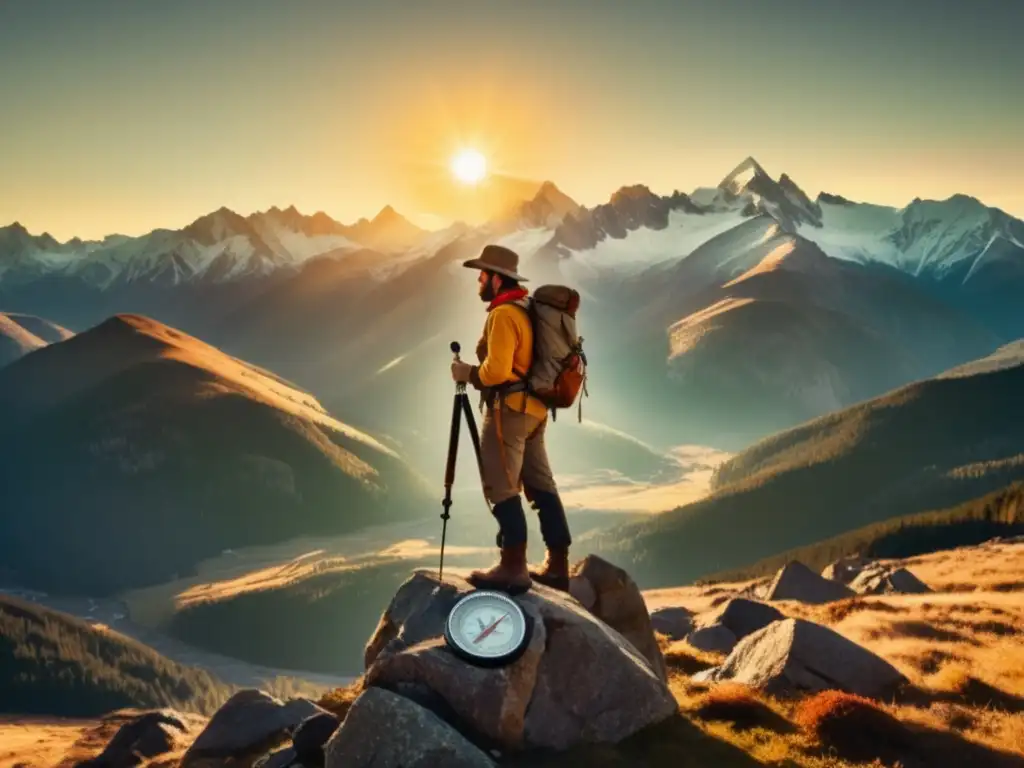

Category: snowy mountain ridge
[2, 157, 1021, 291]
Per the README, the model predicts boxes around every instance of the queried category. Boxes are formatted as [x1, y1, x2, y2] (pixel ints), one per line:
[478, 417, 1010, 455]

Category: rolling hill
[0, 594, 231, 717]
[0, 314, 432, 595]
[704, 481, 1024, 583]
[0, 311, 73, 367]
[582, 344, 1024, 587]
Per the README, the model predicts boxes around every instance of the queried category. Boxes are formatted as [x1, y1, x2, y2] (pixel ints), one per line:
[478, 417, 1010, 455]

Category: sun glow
[451, 149, 487, 184]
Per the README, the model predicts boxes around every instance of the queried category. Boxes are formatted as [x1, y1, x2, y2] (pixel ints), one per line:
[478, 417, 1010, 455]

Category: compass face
[445, 590, 528, 663]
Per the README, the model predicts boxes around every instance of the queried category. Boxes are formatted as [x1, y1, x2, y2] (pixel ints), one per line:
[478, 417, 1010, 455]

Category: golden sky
[1, 0, 1021, 241]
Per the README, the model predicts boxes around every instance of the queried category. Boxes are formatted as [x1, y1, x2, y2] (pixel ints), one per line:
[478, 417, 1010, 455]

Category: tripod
[439, 341, 486, 580]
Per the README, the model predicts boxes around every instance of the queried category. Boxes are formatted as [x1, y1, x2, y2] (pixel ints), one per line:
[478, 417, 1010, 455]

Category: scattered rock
[850, 566, 931, 596]
[821, 555, 872, 584]
[695, 618, 906, 699]
[568, 555, 669, 682]
[324, 687, 494, 768]
[79, 709, 200, 767]
[697, 598, 784, 640]
[765, 561, 856, 604]
[685, 623, 738, 654]
[292, 712, 341, 767]
[182, 689, 330, 764]
[650, 606, 694, 640]
[364, 570, 676, 753]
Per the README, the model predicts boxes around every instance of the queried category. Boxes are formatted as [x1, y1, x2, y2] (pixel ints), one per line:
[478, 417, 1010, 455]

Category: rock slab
[765, 561, 856, 604]
[324, 687, 494, 768]
[78, 709, 200, 768]
[568, 555, 669, 682]
[698, 597, 784, 640]
[183, 689, 330, 763]
[850, 566, 931, 596]
[695, 617, 906, 699]
[650, 606, 693, 640]
[292, 712, 341, 767]
[685, 623, 738, 654]
[364, 569, 676, 753]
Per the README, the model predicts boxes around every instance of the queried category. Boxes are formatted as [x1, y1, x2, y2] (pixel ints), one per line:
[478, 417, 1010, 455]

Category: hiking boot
[468, 542, 532, 595]
[529, 547, 570, 592]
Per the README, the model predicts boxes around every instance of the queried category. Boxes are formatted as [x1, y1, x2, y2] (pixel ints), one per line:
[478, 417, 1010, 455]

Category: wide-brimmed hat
[462, 244, 528, 282]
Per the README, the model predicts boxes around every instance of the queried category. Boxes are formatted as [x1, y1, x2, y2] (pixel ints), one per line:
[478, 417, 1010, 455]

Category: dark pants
[482, 406, 572, 550]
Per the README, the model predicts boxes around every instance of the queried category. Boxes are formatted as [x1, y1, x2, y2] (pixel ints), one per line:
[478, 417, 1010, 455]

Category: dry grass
[661, 639, 723, 676]
[642, 539, 1024, 764]
[316, 677, 366, 721]
[7, 541, 1023, 768]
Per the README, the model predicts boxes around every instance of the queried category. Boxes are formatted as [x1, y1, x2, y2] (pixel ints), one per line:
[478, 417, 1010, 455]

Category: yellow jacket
[469, 302, 549, 420]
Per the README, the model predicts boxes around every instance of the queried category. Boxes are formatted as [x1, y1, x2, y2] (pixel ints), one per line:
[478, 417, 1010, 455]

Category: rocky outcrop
[77, 709, 204, 768]
[364, 569, 676, 753]
[681, 597, 786, 654]
[765, 561, 857, 604]
[650, 606, 694, 640]
[850, 566, 932, 596]
[181, 689, 329, 766]
[821, 555, 873, 585]
[694, 618, 906, 699]
[685, 623, 738, 654]
[292, 712, 341, 767]
[80, 559, 676, 767]
[821, 556, 932, 595]
[324, 687, 494, 768]
[568, 555, 669, 681]
[698, 597, 784, 639]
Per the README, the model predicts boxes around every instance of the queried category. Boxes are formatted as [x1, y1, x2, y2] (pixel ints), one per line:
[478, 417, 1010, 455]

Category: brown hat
[462, 244, 528, 282]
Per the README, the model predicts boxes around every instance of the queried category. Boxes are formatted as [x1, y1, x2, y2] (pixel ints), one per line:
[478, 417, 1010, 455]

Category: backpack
[514, 284, 589, 421]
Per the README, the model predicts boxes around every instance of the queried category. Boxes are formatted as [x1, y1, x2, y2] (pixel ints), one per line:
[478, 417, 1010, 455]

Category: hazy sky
[2, 0, 1021, 240]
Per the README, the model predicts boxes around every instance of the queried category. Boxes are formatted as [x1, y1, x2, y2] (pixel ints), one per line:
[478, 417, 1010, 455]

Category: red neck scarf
[488, 287, 528, 311]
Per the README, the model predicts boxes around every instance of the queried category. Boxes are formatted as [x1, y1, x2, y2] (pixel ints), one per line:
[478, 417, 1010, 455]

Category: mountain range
[584, 340, 1024, 586]
[2, 155, 1021, 478]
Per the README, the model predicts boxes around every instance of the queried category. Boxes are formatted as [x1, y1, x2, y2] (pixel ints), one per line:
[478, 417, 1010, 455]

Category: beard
[479, 280, 497, 302]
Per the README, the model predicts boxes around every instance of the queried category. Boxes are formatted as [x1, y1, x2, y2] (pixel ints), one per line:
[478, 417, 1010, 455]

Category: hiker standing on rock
[450, 244, 582, 594]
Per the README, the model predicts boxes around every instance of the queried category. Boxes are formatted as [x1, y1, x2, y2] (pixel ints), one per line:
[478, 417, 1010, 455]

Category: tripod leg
[439, 389, 463, 580]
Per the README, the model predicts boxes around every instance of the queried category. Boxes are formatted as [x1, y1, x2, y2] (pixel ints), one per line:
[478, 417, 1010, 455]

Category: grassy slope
[0, 595, 231, 718]
[583, 357, 1024, 587]
[313, 541, 1024, 767]
[0, 314, 432, 596]
[702, 481, 1024, 583]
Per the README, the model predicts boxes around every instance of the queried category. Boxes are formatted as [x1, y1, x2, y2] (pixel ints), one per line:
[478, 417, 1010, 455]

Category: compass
[444, 590, 532, 667]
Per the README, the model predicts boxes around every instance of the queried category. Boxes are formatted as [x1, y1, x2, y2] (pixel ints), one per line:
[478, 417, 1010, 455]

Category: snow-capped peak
[505, 180, 583, 229]
[718, 156, 771, 195]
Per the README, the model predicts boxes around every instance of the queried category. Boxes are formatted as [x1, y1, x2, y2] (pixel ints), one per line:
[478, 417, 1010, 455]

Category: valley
[2, 155, 1023, 766]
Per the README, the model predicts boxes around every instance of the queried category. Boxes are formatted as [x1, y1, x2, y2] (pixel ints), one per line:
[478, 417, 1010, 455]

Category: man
[450, 244, 573, 594]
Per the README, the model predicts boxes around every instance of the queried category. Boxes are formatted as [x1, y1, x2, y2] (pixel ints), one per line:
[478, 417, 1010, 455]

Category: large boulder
[697, 597, 784, 640]
[684, 623, 737, 654]
[694, 618, 906, 699]
[363, 569, 676, 753]
[324, 687, 495, 768]
[568, 555, 669, 682]
[292, 712, 341, 767]
[78, 709, 203, 768]
[182, 689, 330, 766]
[650, 606, 694, 641]
[765, 561, 856, 604]
[850, 566, 931, 596]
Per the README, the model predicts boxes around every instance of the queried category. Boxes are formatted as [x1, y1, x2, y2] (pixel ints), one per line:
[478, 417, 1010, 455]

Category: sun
[451, 149, 487, 185]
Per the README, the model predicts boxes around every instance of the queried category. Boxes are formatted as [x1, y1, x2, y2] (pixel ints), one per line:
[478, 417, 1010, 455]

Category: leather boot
[529, 547, 570, 592]
[468, 542, 532, 595]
